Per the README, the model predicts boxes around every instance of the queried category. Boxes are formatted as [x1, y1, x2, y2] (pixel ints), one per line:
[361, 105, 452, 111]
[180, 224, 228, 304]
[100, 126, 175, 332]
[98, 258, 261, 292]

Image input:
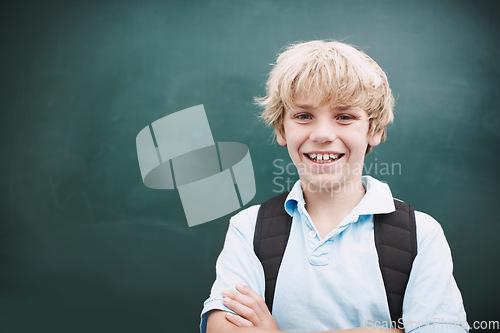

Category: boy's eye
[337, 114, 356, 122]
[295, 113, 312, 121]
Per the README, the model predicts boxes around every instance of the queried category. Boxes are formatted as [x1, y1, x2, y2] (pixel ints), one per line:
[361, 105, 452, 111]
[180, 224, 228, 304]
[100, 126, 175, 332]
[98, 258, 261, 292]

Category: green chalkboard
[1, 0, 499, 332]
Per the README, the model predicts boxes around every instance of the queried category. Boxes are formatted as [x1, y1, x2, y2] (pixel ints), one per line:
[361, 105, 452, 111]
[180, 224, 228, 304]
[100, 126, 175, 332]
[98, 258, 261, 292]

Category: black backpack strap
[253, 191, 291, 314]
[374, 199, 417, 328]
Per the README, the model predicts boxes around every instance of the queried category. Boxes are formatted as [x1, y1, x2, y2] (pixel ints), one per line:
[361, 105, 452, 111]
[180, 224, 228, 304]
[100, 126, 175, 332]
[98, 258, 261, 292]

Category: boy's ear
[368, 129, 384, 147]
[275, 129, 287, 146]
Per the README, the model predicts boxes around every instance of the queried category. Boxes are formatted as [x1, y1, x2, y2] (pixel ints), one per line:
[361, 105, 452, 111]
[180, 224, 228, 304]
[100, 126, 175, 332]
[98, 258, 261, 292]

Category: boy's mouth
[305, 153, 345, 164]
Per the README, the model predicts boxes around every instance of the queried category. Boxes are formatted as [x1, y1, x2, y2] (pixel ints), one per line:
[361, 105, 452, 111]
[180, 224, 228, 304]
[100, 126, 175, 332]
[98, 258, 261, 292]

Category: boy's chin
[300, 175, 362, 195]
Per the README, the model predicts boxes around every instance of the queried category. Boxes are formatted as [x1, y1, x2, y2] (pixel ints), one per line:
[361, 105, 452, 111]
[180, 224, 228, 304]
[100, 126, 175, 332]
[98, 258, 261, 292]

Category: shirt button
[308, 230, 316, 238]
[309, 255, 329, 266]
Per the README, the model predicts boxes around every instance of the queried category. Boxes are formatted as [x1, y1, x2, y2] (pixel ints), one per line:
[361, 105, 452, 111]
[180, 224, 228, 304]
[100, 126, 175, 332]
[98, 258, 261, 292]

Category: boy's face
[276, 95, 383, 194]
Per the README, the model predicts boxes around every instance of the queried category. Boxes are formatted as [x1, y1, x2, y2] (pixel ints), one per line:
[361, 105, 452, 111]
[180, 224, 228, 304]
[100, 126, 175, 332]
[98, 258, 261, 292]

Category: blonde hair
[256, 40, 394, 153]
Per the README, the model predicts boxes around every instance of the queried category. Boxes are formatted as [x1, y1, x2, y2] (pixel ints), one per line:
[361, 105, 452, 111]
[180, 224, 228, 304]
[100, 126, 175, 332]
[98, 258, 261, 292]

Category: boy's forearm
[207, 311, 403, 333]
[210, 326, 402, 333]
[237, 329, 402, 333]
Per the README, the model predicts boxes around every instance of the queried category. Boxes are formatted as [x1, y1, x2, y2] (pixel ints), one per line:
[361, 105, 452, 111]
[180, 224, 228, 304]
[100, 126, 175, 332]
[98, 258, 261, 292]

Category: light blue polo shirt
[200, 176, 468, 332]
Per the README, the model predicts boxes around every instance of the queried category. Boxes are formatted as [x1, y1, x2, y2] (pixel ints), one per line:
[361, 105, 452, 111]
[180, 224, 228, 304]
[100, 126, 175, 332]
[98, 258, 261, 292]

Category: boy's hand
[222, 284, 280, 330]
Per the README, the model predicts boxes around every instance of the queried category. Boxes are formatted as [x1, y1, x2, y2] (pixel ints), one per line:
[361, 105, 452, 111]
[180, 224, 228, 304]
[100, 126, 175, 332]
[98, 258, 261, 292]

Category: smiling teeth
[307, 153, 343, 163]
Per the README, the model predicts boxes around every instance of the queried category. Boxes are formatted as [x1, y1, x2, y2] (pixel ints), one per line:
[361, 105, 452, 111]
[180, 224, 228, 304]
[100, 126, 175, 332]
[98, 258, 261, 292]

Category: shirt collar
[354, 176, 395, 215]
[284, 180, 304, 217]
[284, 176, 395, 217]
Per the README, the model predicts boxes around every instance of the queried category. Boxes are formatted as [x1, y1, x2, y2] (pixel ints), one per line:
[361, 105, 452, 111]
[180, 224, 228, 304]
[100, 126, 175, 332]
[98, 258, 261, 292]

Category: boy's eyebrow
[292, 104, 365, 114]
[294, 104, 315, 109]
[294, 104, 358, 110]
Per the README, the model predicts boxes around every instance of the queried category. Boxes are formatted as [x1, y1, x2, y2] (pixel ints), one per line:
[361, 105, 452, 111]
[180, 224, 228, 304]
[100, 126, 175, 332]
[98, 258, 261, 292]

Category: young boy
[200, 40, 468, 333]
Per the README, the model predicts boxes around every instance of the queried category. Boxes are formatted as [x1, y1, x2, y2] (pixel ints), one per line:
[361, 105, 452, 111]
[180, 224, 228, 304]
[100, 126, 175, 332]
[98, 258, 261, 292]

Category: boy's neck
[301, 177, 366, 238]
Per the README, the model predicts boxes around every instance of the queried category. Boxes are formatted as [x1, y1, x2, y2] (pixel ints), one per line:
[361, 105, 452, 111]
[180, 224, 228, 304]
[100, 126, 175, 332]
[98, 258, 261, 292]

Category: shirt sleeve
[402, 211, 469, 333]
[199, 205, 266, 333]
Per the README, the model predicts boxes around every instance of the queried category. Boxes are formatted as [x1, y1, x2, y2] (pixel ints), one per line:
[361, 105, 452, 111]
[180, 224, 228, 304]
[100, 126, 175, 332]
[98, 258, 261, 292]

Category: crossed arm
[206, 284, 404, 333]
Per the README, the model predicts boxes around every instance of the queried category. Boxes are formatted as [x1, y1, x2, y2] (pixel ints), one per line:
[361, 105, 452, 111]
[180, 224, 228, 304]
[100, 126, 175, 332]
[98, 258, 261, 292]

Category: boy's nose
[309, 121, 337, 143]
